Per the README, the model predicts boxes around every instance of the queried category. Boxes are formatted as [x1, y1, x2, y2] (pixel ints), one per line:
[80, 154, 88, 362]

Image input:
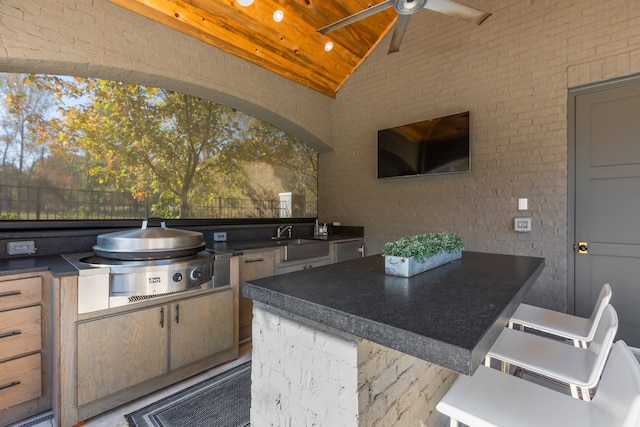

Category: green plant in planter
[382, 232, 464, 263]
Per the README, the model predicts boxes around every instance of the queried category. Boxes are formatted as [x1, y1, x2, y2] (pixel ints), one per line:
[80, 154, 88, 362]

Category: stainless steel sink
[283, 238, 330, 261]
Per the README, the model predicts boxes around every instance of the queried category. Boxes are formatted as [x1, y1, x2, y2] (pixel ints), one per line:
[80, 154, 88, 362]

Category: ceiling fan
[318, 0, 491, 54]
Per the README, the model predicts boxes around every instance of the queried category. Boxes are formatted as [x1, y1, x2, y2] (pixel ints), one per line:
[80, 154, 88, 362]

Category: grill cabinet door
[76, 305, 169, 405]
[169, 289, 234, 370]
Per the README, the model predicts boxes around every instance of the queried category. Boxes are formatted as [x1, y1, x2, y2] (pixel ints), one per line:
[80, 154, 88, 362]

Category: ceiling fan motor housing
[395, 0, 428, 14]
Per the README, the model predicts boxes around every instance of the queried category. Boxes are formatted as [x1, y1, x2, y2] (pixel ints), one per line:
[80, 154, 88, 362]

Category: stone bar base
[251, 302, 458, 426]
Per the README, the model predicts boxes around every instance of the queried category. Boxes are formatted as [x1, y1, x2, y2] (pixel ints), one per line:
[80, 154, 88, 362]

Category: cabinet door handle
[0, 290, 21, 298]
[244, 258, 264, 263]
[0, 330, 22, 339]
[160, 307, 165, 328]
[175, 304, 180, 324]
[0, 381, 21, 391]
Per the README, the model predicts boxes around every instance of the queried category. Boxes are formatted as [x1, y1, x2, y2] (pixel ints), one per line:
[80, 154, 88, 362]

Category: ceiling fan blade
[318, 0, 394, 34]
[423, 0, 491, 25]
[388, 14, 411, 53]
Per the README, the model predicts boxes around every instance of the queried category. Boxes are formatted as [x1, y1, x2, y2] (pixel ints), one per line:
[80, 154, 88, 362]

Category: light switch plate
[514, 218, 532, 232]
[518, 198, 528, 210]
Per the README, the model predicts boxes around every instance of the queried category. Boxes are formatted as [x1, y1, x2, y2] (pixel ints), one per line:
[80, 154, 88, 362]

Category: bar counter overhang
[243, 251, 545, 426]
[244, 251, 545, 375]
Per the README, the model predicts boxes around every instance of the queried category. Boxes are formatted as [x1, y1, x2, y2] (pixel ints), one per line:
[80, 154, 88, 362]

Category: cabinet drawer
[0, 353, 41, 411]
[0, 277, 42, 311]
[0, 306, 41, 361]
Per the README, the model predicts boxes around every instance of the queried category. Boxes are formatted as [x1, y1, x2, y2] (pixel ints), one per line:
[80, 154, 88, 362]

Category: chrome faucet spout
[276, 225, 293, 239]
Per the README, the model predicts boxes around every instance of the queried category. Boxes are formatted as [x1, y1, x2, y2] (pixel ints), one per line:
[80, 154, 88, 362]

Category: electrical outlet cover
[213, 232, 227, 242]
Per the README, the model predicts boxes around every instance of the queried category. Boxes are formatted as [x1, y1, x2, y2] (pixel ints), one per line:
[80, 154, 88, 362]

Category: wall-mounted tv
[377, 111, 470, 179]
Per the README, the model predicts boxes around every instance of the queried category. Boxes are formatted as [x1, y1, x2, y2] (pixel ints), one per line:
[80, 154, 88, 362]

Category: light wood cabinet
[0, 353, 41, 411]
[170, 290, 234, 369]
[0, 274, 51, 427]
[0, 277, 41, 311]
[76, 291, 234, 405]
[232, 249, 276, 344]
[57, 279, 237, 427]
[0, 305, 41, 361]
[76, 305, 169, 405]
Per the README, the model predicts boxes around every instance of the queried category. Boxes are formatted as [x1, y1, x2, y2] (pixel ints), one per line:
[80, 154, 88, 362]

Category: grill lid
[93, 219, 205, 260]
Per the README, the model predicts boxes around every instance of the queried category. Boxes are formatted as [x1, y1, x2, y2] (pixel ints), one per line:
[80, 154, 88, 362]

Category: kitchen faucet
[274, 225, 292, 239]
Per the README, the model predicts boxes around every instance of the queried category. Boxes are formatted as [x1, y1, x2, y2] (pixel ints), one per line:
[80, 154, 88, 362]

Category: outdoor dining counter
[243, 251, 545, 426]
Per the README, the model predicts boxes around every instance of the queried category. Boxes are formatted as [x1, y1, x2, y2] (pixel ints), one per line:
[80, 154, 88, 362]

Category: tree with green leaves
[0, 73, 55, 182]
[0, 73, 318, 220]
[51, 77, 242, 218]
[220, 115, 318, 206]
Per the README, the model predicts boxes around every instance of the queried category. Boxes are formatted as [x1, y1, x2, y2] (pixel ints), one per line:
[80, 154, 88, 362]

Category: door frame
[566, 72, 640, 314]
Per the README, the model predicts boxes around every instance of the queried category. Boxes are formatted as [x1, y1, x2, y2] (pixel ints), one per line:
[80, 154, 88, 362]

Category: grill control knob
[172, 272, 183, 283]
[191, 269, 202, 280]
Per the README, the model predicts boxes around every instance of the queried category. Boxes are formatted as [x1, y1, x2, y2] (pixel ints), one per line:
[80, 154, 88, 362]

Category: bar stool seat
[437, 341, 640, 427]
[487, 304, 618, 400]
[509, 283, 611, 348]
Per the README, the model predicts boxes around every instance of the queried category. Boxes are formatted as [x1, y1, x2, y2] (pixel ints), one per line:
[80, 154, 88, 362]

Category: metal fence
[0, 184, 317, 220]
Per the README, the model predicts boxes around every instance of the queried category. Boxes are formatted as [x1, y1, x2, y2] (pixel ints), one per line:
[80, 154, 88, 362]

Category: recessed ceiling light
[236, 0, 254, 6]
[273, 10, 284, 22]
[324, 42, 334, 52]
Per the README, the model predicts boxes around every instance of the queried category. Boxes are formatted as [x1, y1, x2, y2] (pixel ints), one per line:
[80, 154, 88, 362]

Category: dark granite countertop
[0, 234, 365, 277]
[0, 255, 78, 278]
[243, 251, 544, 375]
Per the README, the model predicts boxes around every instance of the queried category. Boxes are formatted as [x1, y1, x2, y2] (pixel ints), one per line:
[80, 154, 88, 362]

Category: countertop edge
[244, 281, 476, 374]
[0, 255, 77, 278]
[243, 252, 545, 375]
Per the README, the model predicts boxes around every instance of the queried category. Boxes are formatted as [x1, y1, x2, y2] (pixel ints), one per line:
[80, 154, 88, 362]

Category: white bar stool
[437, 340, 640, 427]
[486, 304, 618, 401]
[509, 283, 611, 348]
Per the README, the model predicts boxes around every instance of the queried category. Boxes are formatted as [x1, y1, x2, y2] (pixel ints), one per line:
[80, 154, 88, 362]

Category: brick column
[250, 303, 457, 426]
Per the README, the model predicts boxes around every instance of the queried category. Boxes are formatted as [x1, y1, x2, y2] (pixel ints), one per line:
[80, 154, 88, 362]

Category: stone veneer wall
[251, 303, 457, 426]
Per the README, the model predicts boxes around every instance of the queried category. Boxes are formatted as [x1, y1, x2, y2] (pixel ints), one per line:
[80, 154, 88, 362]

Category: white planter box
[384, 251, 462, 277]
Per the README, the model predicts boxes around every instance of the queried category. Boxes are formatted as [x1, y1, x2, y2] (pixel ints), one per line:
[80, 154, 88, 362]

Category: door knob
[575, 242, 588, 254]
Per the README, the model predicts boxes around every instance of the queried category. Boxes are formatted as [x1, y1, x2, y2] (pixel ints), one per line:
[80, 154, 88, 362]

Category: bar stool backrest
[592, 340, 640, 427]
[584, 305, 618, 387]
[587, 283, 612, 332]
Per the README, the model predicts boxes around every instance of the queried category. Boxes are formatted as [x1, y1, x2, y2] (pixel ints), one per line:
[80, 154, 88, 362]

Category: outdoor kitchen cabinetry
[170, 291, 234, 369]
[57, 280, 237, 427]
[0, 273, 52, 427]
[76, 304, 168, 405]
[75, 290, 234, 405]
[232, 248, 277, 344]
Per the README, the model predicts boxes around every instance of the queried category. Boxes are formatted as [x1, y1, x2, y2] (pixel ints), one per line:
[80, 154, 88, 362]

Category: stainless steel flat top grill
[65, 219, 226, 310]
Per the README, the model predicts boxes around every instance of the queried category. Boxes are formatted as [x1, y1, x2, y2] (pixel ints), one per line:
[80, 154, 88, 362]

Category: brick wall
[3, 1, 640, 311]
[357, 339, 456, 427]
[251, 303, 457, 426]
[321, 0, 640, 310]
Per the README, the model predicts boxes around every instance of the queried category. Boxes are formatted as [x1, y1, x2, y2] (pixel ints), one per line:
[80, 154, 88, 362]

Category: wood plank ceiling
[108, 0, 397, 98]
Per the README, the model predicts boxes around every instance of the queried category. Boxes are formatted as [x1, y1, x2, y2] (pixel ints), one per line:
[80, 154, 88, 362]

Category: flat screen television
[377, 111, 470, 179]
